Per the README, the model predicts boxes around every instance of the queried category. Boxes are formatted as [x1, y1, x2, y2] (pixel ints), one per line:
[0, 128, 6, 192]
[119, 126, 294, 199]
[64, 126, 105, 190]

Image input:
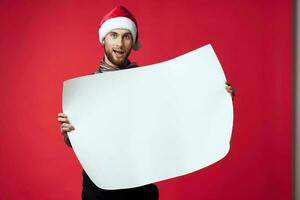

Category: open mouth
[113, 49, 125, 57]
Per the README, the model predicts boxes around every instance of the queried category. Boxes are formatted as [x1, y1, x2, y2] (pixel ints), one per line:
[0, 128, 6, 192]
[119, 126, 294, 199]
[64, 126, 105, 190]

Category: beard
[104, 44, 131, 67]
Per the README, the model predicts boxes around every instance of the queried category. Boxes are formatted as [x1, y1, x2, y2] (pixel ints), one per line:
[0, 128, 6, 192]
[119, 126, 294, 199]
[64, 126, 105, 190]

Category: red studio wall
[0, 1, 292, 199]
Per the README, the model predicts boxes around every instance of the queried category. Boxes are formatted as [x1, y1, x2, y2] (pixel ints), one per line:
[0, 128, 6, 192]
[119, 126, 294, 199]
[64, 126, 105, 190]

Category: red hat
[99, 6, 140, 50]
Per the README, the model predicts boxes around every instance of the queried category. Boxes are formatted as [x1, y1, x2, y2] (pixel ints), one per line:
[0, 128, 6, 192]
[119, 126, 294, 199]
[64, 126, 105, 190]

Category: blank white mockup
[63, 44, 233, 190]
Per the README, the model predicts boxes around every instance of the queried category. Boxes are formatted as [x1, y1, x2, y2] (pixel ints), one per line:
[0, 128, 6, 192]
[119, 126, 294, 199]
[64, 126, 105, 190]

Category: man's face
[103, 28, 133, 66]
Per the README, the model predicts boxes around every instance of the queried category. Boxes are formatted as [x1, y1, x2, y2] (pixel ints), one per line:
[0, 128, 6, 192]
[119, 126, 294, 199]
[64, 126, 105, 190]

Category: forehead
[109, 28, 132, 35]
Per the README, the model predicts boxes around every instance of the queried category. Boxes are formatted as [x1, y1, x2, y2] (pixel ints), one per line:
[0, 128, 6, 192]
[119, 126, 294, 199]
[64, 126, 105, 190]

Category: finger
[225, 81, 231, 86]
[225, 85, 232, 90]
[57, 117, 70, 123]
[225, 86, 232, 91]
[227, 87, 233, 91]
[58, 113, 67, 117]
[61, 123, 75, 130]
[61, 127, 71, 132]
[61, 123, 73, 128]
[61, 126, 75, 133]
[60, 127, 67, 134]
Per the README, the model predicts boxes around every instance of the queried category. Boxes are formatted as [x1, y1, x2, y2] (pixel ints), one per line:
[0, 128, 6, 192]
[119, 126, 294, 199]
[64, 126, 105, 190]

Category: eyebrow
[109, 31, 132, 36]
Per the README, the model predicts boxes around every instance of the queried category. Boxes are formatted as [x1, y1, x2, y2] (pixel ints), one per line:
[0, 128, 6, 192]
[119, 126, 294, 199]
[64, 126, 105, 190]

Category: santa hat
[99, 6, 140, 50]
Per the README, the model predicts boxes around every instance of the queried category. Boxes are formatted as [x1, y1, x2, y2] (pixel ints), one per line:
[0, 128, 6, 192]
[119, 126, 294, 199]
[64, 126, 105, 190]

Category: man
[58, 5, 235, 200]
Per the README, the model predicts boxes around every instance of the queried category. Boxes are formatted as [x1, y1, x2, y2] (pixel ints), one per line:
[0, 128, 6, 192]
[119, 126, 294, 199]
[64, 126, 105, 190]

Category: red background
[0, 0, 292, 199]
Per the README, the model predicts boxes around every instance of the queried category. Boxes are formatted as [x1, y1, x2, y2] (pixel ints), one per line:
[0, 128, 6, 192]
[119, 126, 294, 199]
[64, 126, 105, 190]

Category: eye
[123, 34, 132, 40]
[110, 32, 117, 38]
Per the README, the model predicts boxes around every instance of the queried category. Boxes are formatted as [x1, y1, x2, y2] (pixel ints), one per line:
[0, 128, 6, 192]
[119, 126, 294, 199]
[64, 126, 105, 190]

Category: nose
[115, 35, 123, 48]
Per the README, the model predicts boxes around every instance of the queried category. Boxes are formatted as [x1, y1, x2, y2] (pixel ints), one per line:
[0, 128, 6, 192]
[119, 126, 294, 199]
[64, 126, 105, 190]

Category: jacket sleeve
[63, 133, 72, 148]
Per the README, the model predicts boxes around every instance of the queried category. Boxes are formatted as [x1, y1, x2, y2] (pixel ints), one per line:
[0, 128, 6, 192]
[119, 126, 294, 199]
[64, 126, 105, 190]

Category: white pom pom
[132, 41, 141, 51]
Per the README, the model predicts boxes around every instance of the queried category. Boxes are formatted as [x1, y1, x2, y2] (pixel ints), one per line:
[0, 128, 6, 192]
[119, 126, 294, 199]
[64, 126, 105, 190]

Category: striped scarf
[95, 58, 139, 74]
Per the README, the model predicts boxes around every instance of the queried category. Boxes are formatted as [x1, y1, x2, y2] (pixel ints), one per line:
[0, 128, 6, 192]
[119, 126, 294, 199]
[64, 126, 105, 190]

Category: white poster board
[63, 44, 233, 190]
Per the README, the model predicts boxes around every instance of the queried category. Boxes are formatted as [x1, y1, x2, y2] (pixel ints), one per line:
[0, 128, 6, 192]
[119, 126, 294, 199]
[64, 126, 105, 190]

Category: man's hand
[225, 81, 235, 101]
[57, 113, 74, 147]
[57, 113, 75, 133]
